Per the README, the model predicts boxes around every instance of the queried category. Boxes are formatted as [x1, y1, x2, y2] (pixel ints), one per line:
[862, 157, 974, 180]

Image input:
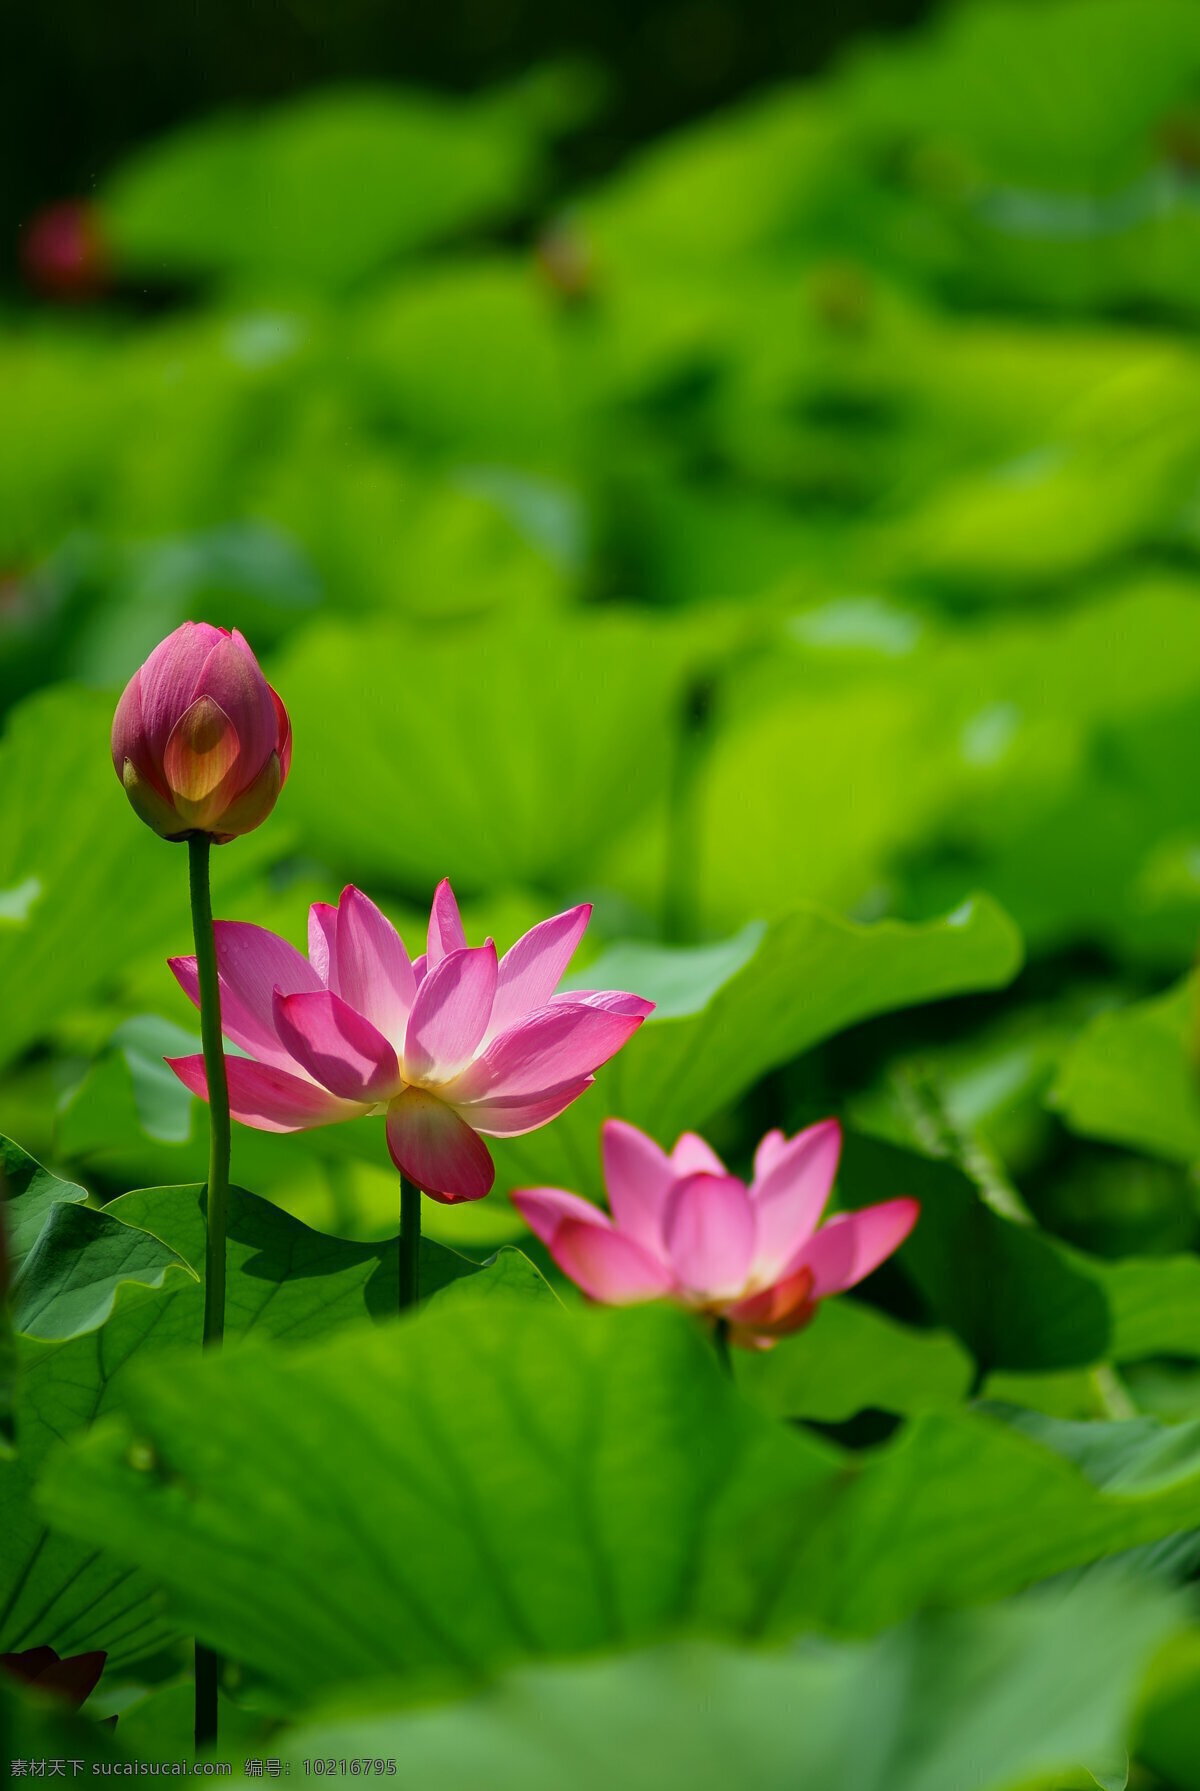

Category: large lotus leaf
[1, 1134, 192, 1342]
[695, 580, 1200, 944]
[733, 1297, 972, 1423]
[249, 1581, 1179, 1791]
[1051, 976, 1200, 1163]
[252, 417, 574, 621]
[101, 85, 555, 289]
[1, 1136, 89, 1279]
[1137, 1626, 1200, 1791]
[352, 261, 579, 461]
[843, 0, 1200, 188]
[838, 1130, 1200, 1374]
[492, 894, 1021, 1199]
[37, 1299, 1200, 1705]
[271, 607, 719, 893]
[0, 1183, 548, 1668]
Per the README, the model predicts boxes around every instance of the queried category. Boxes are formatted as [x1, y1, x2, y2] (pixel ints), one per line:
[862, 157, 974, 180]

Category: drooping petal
[670, 1133, 727, 1178]
[749, 1119, 842, 1282]
[170, 922, 323, 1072]
[426, 877, 467, 968]
[662, 1172, 756, 1299]
[551, 1218, 677, 1305]
[336, 886, 417, 1048]
[452, 1075, 594, 1138]
[753, 1128, 788, 1182]
[511, 1184, 610, 1246]
[404, 943, 497, 1082]
[167, 1054, 361, 1132]
[600, 1118, 675, 1260]
[487, 904, 591, 1037]
[789, 1198, 920, 1298]
[273, 989, 401, 1102]
[448, 1001, 647, 1105]
[386, 1087, 494, 1203]
[308, 903, 339, 988]
[162, 696, 242, 828]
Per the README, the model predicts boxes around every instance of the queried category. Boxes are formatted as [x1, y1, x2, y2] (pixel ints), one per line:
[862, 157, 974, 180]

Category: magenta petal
[662, 1172, 756, 1298]
[670, 1133, 727, 1178]
[488, 904, 591, 1037]
[168, 954, 289, 1074]
[404, 943, 498, 1082]
[136, 622, 226, 759]
[215, 919, 323, 1004]
[170, 922, 321, 1073]
[453, 1075, 594, 1138]
[193, 634, 278, 773]
[167, 1054, 361, 1132]
[601, 1118, 675, 1260]
[111, 670, 161, 791]
[308, 903, 340, 988]
[511, 1184, 609, 1246]
[336, 886, 417, 1047]
[790, 1197, 920, 1298]
[386, 1088, 494, 1202]
[552, 1217, 677, 1304]
[750, 1119, 842, 1281]
[273, 990, 401, 1101]
[426, 877, 467, 968]
[753, 1128, 788, 1181]
[450, 1001, 647, 1104]
[548, 989, 655, 1018]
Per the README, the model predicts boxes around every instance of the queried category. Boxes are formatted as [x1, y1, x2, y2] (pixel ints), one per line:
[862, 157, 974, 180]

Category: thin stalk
[711, 1316, 733, 1377]
[399, 1175, 421, 1311]
[187, 833, 230, 1754]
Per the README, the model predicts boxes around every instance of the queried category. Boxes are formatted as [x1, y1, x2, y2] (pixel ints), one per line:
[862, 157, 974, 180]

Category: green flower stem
[187, 832, 230, 1754]
[399, 1175, 421, 1311]
[711, 1316, 733, 1376]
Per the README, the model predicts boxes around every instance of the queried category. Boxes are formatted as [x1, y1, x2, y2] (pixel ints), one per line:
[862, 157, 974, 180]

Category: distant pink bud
[1, 1644, 107, 1709]
[20, 200, 110, 302]
[112, 622, 291, 843]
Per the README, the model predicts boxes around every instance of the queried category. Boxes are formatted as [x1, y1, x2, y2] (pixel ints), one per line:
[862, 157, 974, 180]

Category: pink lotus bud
[20, 200, 110, 302]
[111, 622, 292, 843]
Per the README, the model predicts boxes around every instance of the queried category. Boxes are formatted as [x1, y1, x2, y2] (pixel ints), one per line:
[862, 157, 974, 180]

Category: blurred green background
[13, 2, 1200, 1780]
[4, 0, 1200, 1272]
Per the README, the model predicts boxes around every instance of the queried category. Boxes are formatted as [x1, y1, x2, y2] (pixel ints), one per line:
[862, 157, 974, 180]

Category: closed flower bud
[111, 622, 291, 843]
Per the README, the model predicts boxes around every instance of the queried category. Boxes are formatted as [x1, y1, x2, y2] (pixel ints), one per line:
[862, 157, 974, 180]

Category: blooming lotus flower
[167, 880, 653, 1202]
[513, 1119, 918, 1349]
[112, 621, 291, 843]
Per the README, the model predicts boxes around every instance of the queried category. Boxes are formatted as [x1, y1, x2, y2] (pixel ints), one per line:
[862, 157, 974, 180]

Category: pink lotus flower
[513, 1119, 918, 1349]
[166, 880, 653, 1203]
[112, 621, 291, 843]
